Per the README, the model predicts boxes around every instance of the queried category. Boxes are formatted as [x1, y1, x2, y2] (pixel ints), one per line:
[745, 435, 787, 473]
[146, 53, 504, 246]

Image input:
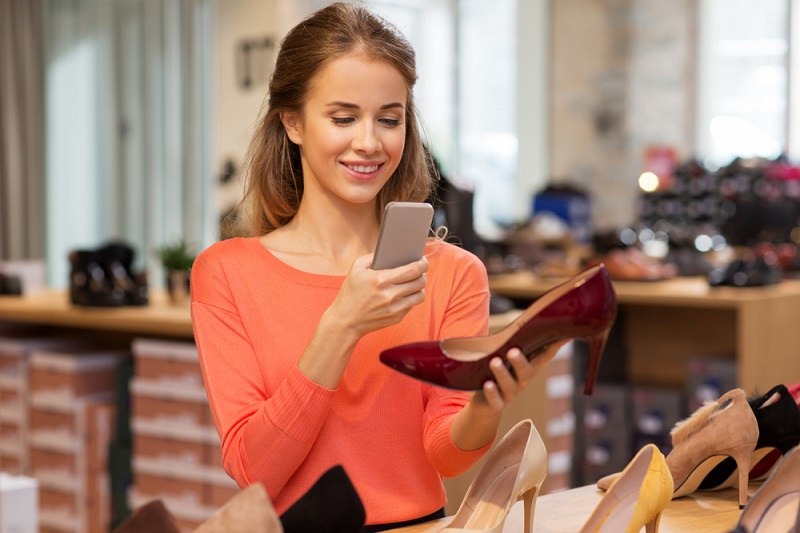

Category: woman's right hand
[299, 253, 427, 389]
[328, 253, 429, 338]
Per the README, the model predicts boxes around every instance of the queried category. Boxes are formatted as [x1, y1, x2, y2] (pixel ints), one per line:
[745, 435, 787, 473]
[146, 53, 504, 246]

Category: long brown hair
[230, 2, 433, 237]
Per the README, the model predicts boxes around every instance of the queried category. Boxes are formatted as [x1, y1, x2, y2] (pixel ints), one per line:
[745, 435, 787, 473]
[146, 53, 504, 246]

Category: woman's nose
[352, 123, 380, 153]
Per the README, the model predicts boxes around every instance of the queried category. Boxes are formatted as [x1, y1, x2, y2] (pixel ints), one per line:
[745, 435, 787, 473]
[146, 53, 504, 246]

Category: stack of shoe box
[574, 383, 631, 486]
[128, 338, 238, 532]
[26, 347, 125, 533]
[0, 333, 84, 476]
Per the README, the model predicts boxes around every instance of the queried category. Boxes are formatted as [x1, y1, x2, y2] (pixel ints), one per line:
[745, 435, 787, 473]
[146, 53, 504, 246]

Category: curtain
[0, 0, 44, 260]
[43, 0, 214, 287]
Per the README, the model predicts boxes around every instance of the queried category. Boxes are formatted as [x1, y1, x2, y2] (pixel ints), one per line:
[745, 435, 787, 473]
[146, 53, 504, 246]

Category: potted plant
[157, 240, 196, 304]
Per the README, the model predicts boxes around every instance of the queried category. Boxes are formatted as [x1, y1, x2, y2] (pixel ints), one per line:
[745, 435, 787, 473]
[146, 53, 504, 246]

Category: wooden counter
[0, 291, 518, 339]
[0, 290, 193, 337]
[489, 271, 800, 392]
[390, 484, 743, 532]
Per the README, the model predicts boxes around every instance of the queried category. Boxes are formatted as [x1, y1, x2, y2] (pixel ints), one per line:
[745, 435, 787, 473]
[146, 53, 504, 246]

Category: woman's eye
[379, 118, 401, 128]
[332, 116, 355, 125]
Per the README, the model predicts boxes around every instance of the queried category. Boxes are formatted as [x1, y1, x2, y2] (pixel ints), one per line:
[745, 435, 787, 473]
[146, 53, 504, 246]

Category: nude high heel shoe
[441, 419, 547, 533]
[581, 444, 673, 533]
[596, 388, 759, 508]
[380, 264, 617, 393]
[732, 444, 800, 533]
[194, 482, 282, 533]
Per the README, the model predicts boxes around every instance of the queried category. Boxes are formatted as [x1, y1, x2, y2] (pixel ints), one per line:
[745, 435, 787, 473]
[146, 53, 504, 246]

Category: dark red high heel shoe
[379, 264, 617, 393]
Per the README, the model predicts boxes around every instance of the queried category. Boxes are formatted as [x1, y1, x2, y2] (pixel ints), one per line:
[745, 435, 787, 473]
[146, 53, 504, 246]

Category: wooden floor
[389, 484, 744, 532]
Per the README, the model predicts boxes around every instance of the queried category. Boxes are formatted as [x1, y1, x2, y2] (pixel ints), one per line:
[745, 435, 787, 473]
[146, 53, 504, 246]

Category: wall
[550, 0, 694, 230]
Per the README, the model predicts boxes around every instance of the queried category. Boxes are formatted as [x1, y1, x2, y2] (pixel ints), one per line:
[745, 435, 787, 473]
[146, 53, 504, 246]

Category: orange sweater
[190, 237, 492, 524]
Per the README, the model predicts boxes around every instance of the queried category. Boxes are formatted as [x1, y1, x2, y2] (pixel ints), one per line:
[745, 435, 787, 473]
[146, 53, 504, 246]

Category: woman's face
[282, 52, 408, 209]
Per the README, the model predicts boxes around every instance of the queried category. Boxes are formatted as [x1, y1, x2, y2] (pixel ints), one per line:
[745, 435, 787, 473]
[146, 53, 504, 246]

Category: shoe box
[129, 338, 238, 531]
[574, 383, 631, 486]
[0, 334, 88, 476]
[684, 356, 736, 413]
[26, 348, 124, 533]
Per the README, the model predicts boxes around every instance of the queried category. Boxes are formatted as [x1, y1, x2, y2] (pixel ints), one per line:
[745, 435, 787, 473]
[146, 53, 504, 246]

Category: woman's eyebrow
[324, 101, 405, 110]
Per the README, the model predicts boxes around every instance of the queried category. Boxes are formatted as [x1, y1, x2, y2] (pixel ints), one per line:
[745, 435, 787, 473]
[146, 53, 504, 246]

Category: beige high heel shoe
[441, 419, 547, 533]
[581, 444, 673, 533]
[194, 482, 282, 533]
[733, 443, 800, 532]
[597, 388, 759, 508]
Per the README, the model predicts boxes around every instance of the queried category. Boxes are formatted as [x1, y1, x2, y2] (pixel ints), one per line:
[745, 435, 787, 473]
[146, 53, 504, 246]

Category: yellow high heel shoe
[581, 444, 673, 533]
[441, 419, 547, 533]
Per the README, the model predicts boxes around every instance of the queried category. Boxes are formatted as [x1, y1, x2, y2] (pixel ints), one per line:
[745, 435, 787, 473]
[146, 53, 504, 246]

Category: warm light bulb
[639, 171, 660, 192]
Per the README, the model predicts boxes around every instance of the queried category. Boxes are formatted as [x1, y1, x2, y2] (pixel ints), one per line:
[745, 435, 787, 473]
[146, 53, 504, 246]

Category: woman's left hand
[472, 344, 560, 413]
[452, 344, 562, 451]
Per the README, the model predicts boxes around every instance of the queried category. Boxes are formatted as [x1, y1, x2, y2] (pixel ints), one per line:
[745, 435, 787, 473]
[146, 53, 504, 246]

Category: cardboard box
[134, 433, 206, 466]
[131, 379, 211, 428]
[0, 454, 24, 475]
[132, 339, 202, 387]
[29, 350, 125, 403]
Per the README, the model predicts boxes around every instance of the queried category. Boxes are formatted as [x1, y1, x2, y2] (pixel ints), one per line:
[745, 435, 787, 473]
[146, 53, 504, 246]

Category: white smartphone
[371, 201, 434, 270]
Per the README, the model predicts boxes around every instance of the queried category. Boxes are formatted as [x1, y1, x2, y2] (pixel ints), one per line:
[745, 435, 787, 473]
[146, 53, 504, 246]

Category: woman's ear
[281, 111, 303, 145]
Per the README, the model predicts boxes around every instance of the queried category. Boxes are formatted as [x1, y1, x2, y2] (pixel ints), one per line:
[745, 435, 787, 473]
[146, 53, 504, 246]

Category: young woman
[190, 3, 540, 530]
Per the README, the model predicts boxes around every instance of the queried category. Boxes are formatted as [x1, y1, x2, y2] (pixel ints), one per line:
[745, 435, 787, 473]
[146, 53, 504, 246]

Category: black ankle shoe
[280, 465, 365, 533]
[98, 242, 149, 306]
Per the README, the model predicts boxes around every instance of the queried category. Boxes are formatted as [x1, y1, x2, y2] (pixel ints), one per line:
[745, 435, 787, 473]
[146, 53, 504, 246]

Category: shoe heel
[731, 443, 754, 508]
[583, 327, 611, 395]
[522, 486, 540, 533]
[644, 512, 662, 533]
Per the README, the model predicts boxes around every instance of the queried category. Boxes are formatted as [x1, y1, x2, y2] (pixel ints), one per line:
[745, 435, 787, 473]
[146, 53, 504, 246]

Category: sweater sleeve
[421, 249, 494, 477]
[190, 248, 336, 497]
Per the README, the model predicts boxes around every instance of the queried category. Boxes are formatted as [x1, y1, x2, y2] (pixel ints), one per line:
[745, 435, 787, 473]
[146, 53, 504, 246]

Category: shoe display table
[488, 272, 800, 392]
[388, 484, 743, 532]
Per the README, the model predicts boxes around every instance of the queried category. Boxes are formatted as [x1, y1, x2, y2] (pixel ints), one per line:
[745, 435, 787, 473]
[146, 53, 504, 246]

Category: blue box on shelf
[532, 192, 592, 242]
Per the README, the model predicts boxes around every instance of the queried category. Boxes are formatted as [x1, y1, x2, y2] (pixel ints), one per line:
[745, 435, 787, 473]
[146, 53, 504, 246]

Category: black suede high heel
[279, 465, 365, 533]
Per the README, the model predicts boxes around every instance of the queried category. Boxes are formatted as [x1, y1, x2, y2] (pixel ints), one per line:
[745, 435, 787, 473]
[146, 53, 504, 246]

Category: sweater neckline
[248, 237, 345, 288]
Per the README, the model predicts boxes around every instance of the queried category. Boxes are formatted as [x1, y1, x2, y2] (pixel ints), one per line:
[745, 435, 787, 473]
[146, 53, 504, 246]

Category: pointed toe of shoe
[379, 341, 491, 391]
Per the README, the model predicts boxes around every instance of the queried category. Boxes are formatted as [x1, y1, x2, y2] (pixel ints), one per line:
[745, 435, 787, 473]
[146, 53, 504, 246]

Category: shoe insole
[459, 465, 518, 529]
[581, 490, 638, 532]
[751, 492, 800, 533]
[674, 454, 735, 498]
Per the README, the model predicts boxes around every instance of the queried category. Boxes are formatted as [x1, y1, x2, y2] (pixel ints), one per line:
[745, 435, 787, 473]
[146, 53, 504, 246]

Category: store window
[43, 0, 213, 287]
[367, 0, 527, 239]
[697, 0, 791, 166]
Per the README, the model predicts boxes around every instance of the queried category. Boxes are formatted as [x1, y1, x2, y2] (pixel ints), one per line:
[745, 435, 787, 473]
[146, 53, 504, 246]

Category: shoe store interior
[2, 0, 800, 531]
